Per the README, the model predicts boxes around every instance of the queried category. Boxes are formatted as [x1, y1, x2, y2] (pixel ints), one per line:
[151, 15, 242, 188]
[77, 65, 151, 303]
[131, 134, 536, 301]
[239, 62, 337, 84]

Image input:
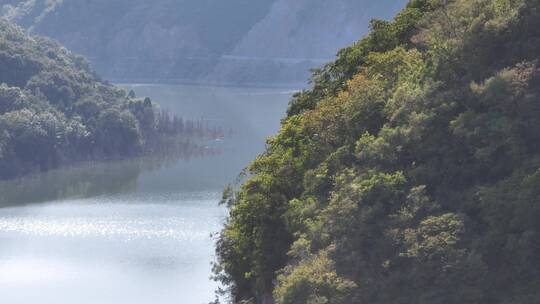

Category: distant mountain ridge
[1, 0, 406, 86]
[209, 0, 405, 86]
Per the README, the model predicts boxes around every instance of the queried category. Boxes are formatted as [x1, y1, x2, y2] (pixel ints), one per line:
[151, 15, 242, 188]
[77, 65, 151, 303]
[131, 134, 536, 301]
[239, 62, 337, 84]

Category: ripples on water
[0, 191, 226, 304]
[0, 192, 222, 240]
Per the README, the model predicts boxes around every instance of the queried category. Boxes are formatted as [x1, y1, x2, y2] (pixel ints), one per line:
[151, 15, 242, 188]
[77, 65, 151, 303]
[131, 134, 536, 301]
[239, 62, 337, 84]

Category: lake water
[0, 84, 294, 304]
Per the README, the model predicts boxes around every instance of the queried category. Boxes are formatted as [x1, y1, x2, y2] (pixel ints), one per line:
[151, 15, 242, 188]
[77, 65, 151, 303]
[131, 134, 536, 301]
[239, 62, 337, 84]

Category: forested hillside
[214, 0, 540, 303]
[1, 0, 405, 86]
[0, 19, 213, 180]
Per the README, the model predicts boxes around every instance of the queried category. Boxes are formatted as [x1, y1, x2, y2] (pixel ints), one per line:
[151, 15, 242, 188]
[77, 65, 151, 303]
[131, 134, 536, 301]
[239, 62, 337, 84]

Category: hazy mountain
[1, 0, 406, 86]
[209, 0, 406, 86]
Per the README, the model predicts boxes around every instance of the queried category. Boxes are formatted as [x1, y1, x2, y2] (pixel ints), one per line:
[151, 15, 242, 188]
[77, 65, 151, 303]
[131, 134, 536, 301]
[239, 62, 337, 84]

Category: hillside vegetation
[214, 0, 540, 303]
[2, 0, 405, 85]
[0, 19, 212, 179]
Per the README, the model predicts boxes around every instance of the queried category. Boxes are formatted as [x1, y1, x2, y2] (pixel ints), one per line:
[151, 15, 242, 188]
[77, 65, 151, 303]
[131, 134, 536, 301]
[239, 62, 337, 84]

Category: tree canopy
[214, 1, 540, 303]
[0, 19, 218, 179]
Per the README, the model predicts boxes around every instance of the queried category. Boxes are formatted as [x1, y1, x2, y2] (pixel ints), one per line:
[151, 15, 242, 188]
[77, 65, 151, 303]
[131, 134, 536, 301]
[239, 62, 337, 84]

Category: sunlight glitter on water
[0, 191, 226, 304]
[0, 192, 224, 241]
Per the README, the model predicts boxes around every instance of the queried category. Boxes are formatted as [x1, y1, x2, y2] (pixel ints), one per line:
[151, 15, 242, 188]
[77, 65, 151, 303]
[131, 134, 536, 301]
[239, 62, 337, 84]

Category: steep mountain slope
[209, 0, 405, 86]
[214, 0, 540, 303]
[2, 0, 407, 85]
[227, 0, 404, 58]
[1, 0, 276, 81]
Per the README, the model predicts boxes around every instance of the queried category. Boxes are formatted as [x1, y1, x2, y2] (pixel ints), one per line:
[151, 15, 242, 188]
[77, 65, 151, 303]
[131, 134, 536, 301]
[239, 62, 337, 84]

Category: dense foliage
[0, 19, 217, 179]
[214, 0, 540, 303]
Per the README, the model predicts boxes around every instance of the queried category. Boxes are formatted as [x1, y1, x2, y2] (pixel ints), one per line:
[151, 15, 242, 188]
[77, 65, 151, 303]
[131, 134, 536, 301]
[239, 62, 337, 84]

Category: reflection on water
[0, 148, 217, 207]
[0, 84, 293, 304]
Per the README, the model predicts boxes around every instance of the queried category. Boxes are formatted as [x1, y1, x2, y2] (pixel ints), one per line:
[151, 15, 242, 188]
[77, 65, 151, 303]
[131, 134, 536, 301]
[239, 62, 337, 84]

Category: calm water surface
[0, 84, 294, 304]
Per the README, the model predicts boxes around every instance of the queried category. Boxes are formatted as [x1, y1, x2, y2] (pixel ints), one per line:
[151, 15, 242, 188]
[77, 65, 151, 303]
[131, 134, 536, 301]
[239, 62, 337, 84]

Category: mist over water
[0, 84, 294, 304]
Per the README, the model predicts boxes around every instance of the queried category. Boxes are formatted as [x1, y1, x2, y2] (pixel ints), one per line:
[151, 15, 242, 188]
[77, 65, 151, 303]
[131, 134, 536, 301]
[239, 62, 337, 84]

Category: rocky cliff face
[208, 0, 406, 86]
[233, 0, 404, 58]
[2, 0, 406, 86]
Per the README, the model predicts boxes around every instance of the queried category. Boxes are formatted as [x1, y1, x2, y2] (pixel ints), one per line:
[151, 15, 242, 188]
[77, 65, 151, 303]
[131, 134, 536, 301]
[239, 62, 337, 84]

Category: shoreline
[107, 77, 308, 90]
